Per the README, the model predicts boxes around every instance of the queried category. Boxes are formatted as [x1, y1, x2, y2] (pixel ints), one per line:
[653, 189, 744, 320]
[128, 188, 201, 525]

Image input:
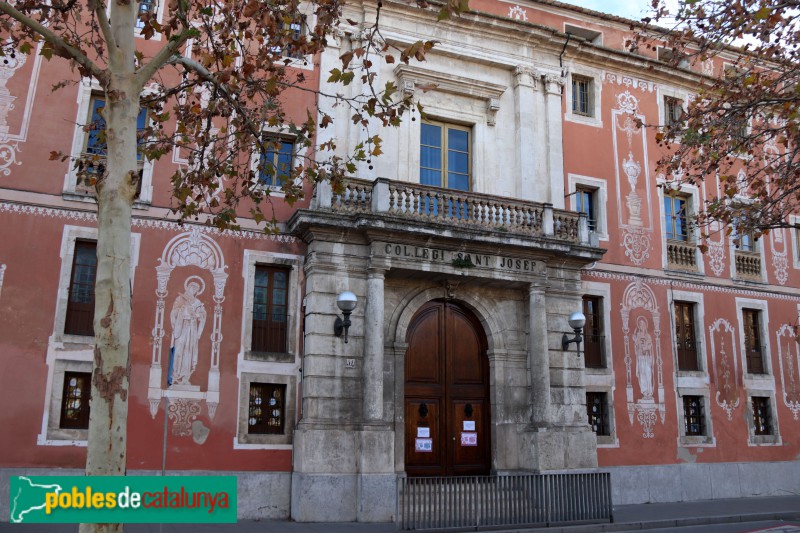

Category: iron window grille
[586, 392, 609, 436]
[682, 395, 705, 436]
[59, 371, 91, 429]
[751, 396, 772, 435]
[248, 383, 286, 434]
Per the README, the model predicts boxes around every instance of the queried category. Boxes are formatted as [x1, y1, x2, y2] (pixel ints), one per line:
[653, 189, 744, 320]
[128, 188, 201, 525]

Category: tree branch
[88, 0, 117, 62]
[0, 0, 105, 82]
[135, 28, 196, 89]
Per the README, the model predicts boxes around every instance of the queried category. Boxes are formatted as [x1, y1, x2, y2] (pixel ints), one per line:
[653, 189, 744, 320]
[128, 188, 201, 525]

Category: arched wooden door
[404, 300, 490, 476]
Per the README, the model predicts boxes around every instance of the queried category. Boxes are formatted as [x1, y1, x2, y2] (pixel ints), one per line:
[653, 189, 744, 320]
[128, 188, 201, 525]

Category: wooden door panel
[449, 309, 485, 385]
[450, 399, 489, 475]
[404, 398, 443, 476]
[405, 306, 442, 384]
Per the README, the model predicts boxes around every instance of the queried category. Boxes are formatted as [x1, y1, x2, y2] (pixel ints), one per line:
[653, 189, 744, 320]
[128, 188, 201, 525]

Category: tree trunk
[79, 74, 139, 533]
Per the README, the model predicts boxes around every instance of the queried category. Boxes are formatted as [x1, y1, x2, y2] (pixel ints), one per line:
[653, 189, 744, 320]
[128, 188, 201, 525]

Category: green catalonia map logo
[9, 476, 237, 523]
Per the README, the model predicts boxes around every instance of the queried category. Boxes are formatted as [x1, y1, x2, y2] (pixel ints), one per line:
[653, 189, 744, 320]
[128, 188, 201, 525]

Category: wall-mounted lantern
[334, 291, 358, 343]
[561, 311, 586, 355]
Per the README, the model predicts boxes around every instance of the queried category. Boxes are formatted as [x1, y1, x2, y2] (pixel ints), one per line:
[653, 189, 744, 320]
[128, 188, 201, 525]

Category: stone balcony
[301, 177, 597, 253]
[735, 250, 762, 281]
[666, 239, 698, 272]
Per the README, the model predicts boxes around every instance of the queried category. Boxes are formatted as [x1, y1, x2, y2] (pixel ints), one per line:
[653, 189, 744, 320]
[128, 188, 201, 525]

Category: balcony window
[674, 301, 699, 371]
[251, 266, 289, 354]
[420, 121, 470, 191]
[258, 137, 294, 187]
[64, 241, 97, 337]
[664, 194, 689, 242]
[582, 295, 604, 368]
[576, 187, 597, 232]
[743, 309, 766, 374]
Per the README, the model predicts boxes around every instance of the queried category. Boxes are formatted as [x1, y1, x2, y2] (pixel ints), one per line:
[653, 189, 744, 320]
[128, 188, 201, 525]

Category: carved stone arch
[388, 285, 506, 354]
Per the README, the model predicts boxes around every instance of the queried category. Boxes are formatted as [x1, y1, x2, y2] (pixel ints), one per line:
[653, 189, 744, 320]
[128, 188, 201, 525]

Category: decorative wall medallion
[707, 239, 726, 277]
[621, 279, 665, 438]
[168, 398, 202, 437]
[148, 229, 228, 437]
[777, 324, 800, 420]
[605, 72, 657, 93]
[622, 228, 651, 265]
[508, 5, 527, 20]
[709, 318, 740, 420]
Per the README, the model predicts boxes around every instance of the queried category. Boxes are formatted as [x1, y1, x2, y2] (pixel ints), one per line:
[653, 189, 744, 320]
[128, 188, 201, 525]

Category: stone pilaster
[363, 266, 387, 421]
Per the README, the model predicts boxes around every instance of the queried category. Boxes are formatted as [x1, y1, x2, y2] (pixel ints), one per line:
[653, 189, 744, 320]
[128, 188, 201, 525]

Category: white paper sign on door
[463, 421, 475, 431]
[417, 427, 430, 438]
[460, 432, 477, 446]
[415, 438, 433, 452]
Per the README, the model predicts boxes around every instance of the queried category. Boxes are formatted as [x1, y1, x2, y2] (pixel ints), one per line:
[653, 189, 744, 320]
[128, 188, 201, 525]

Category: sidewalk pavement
[3, 494, 800, 532]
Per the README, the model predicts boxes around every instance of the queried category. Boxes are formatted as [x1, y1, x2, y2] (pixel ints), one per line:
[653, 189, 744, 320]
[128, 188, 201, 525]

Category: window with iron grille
[251, 266, 289, 353]
[248, 383, 286, 434]
[664, 193, 689, 242]
[65, 241, 97, 337]
[664, 96, 683, 128]
[751, 396, 772, 435]
[674, 301, 699, 372]
[682, 395, 705, 436]
[586, 392, 609, 436]
[571, 75, 593, 117]
[582, 296, 604, 368]
[258, 137, 294, 187]
[136, 0, 157, 28]
[60, 371, 91, 429]
[576, 188, 597, 232]
[742, 309, 765, 374]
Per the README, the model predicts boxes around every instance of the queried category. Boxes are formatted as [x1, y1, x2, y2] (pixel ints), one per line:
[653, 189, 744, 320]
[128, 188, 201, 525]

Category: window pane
[448, 129, 468, 153]
[421, 123, 441, 147]
[420, 146, 441, 172]
[447, 151, 469, 176]
[420, 168, 441, 187]
[447, 173, 470, 191]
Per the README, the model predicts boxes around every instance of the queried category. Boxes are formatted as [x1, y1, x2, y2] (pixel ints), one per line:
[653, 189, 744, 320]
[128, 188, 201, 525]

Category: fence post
[372, 177, 390, 213]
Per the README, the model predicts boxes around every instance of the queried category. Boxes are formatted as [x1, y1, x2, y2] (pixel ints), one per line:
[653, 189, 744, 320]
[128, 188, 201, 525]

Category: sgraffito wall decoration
[776, 324, 800, 420]
[609, 87, 654, 266]
[147, 228, 228, 439]
[709, 318, 741, 420]
[621, 279, 665, 437]
[0, 43, 42, 176]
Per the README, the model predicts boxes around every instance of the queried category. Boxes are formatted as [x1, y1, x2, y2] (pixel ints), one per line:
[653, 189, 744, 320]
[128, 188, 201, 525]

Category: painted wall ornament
[611, 89, 653, 266]
[777, 324, 800, 419]
[169, 277, 207, 387]
[508, 5, 527, 20]
[148, 229, 228, 438]
[621, 279, 665, 437]
[709, 318, 740, 420]
[0, 43, 41, 176]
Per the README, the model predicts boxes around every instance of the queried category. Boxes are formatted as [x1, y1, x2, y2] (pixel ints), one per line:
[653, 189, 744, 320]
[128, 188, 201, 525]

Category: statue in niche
[169, 277, 206, 386]
[633, 316, 654, 400]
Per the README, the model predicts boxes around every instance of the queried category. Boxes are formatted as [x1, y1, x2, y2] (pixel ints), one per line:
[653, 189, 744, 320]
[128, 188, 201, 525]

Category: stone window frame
[746, 390, 782, 446]
[238, 249, 303, 363]
[657, 85, 689, 140]
[675, 387, 716, 448]
[669, 290, 708, 377]
[235, 372, 296, 448]
[582, 280, 618, 448]
[789, 214, 800, 269]
[735, 298, 776, 388]
[63, 80, 155, 207]
[656, 178, 704, 274]
[565, 66, 603, 128]
[584, 385, 618, 448]
[568, 174, 608, 241]
[248, 128, 310, 197]
[38, 225, 140, 447]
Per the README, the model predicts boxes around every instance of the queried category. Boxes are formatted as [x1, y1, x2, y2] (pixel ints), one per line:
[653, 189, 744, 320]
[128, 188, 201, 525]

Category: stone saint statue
[170, 280, 206, 385]
[633, 316, 654, 400]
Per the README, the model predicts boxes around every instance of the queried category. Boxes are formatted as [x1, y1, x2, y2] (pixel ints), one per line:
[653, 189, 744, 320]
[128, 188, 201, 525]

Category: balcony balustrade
[315, 177, 590, 246]
[735, 250, 761, 281]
